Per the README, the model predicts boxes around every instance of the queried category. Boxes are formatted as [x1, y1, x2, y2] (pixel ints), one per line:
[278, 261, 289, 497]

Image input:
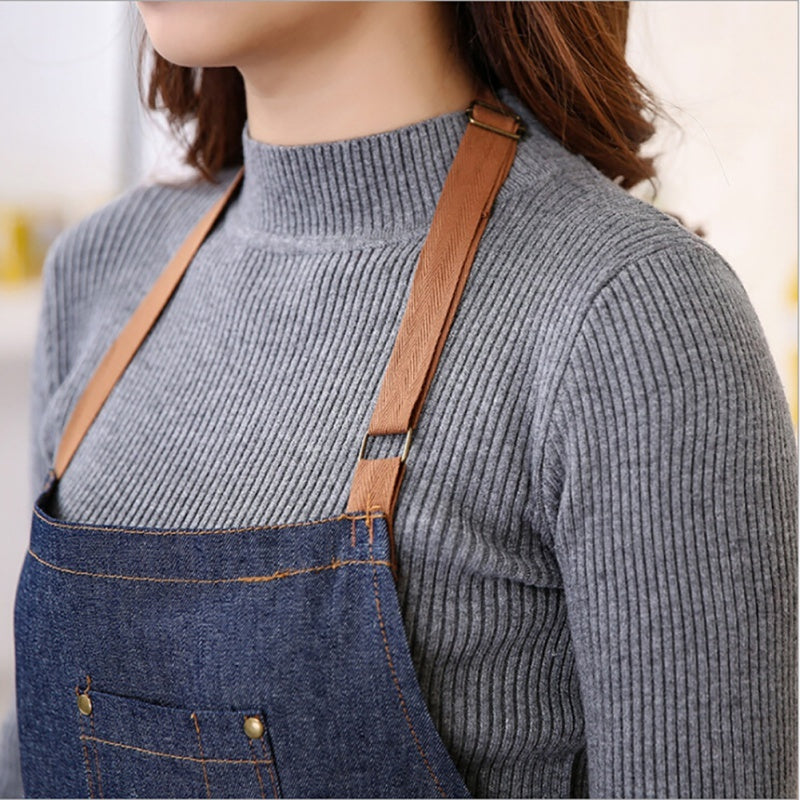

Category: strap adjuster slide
[466, 98, 525, 140]
[358, 428, 413, 463]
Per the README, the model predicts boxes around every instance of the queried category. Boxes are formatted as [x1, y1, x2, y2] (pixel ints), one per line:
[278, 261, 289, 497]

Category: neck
[237, 3, 480, 146]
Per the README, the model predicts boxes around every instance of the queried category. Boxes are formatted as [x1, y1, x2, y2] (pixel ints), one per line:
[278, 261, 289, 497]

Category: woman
[9, 2, 797, 797]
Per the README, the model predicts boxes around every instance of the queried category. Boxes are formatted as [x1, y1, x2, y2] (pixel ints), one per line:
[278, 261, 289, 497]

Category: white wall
[1, 2, 130, 212]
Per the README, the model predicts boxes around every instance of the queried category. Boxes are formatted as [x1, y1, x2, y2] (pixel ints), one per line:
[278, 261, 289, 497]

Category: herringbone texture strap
[345, 87, 523, 528]
[53, 168, 245, 479]
[51, 87, 523, 538]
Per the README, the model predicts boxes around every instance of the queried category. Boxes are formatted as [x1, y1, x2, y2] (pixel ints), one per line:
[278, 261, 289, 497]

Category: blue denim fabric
[14, 478, 470, 798]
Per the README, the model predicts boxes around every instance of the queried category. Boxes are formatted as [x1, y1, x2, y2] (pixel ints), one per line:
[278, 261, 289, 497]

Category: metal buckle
[466, 98, 525, 140]
[358, 428, 413, 464]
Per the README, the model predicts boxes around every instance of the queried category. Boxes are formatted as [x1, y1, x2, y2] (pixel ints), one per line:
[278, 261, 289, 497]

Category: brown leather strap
[51, 88, 523, 528]
[345, 87, 524, 524]
[52, 168, 245, 479]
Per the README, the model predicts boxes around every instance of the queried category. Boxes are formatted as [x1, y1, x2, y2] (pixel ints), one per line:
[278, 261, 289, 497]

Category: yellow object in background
[0, 207, 62, 284]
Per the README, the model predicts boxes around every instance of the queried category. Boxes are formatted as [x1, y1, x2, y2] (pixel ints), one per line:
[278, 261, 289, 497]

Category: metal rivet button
[243, 716, 264, 739]
[77, 694, 92, 715]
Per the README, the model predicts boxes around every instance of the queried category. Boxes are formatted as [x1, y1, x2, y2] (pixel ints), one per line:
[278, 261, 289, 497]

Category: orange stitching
[78, 735, 274, 765]
[364, 502, 385, 546]
[190, 712, 211, 799]
[75, 686, 96, 798]
[85, 677, 104, 799]
[266, 762, 281, 797]
[32, 505, 386, 536]
[369, 547, 446, 797]
[247, 736, 267, 799]
[259, 735, 280, 798]
[350, 516, 357, 548]
[28, 550, 391, 584]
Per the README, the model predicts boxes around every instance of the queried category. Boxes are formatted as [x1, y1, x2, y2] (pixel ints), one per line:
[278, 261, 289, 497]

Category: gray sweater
[8, 86, 797, 797]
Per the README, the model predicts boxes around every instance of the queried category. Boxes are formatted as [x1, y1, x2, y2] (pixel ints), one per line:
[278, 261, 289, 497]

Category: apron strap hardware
[48, 84, 523, 551]
[358, 428, 413, 464]
[466, 99, 526, 140]
[345, 85, 523, 527]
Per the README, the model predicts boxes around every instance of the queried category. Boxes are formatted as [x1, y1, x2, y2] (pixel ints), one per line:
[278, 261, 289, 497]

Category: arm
[0, 708, 23, 798]
[29, 232, 63, 495]
[0, 240, 66, 798]
[544, 242, 797, 797]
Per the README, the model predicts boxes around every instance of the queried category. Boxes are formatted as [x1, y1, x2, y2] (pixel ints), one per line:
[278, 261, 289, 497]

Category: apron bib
[14, 89, 524, 798]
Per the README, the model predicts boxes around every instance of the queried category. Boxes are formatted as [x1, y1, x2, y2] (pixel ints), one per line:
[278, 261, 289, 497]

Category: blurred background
[0, 0, 797, 745]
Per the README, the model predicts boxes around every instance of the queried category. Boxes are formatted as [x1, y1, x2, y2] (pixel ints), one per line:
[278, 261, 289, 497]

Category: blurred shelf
[0, 281, 42, 362]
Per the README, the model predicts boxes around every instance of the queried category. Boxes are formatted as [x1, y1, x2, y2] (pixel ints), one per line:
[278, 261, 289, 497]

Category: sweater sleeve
[29, 231, 63, 495]
[544, 241, 798, 797]
[0, 233, 70, 799]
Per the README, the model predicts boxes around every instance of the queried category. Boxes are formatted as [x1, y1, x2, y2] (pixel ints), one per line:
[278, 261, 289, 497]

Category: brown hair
[137, 2, 695, 228]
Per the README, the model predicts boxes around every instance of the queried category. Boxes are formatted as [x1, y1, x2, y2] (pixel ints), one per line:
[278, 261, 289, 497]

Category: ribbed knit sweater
[9, 86, 798, 797]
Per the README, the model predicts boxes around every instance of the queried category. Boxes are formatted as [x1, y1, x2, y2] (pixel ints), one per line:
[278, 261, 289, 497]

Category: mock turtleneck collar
[225, 87, 535, 247]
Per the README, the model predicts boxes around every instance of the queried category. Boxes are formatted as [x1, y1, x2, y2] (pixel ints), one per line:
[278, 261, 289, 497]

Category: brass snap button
[77, 693, 92, 715]
[243, 716, 264, 739]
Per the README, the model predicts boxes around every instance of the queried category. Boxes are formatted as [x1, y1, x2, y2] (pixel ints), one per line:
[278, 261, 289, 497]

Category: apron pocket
[73, 682, 282, 799]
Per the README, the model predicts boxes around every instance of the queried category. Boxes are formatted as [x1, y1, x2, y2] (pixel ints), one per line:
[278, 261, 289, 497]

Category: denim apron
[14, 91, 524, 798]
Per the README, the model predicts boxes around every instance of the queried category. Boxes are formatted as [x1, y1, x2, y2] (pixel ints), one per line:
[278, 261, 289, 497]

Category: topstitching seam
[368, 539, 447, 797]
[190, 712, 212, 799]
[78, 735, 274, 765]
[32, 506, 386, 536]
[27, 549, 391, 585]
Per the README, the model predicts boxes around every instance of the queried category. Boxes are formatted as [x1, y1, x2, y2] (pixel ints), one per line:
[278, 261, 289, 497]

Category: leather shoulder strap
[345, 88, 524, 524]
[52, 169, 244, 479]
[51, 87, 524, 517]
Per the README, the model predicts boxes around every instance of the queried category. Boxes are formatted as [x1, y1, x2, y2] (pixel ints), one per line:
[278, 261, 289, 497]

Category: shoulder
[487, 89, 753, 356]
[35, 166, 240, 389]
[493, 88, 715, 288]
[42, 166, 239, 304]
[485, 92, 787, 433]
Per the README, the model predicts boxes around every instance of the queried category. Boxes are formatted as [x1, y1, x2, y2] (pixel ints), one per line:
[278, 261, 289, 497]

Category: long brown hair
[137, 3, 675, 200]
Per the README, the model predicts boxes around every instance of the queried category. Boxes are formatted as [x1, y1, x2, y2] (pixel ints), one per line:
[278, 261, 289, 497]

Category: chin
[135, 0, 249, 67]
[135, 0, 362, 68]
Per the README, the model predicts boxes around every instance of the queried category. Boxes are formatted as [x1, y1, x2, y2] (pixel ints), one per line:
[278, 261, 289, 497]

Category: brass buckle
[358, 428, 413, 463]
[466, 98, 525, 140]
